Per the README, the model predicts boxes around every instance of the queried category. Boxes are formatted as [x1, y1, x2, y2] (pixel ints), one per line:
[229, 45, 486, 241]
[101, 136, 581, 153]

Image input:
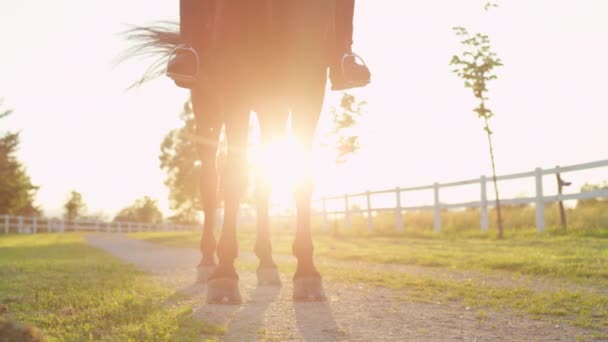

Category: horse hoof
[207, 278, 242, 305]
[196, 265, 215, 284]
[293, 276, 327, 302]
[257, 267, 282, 286]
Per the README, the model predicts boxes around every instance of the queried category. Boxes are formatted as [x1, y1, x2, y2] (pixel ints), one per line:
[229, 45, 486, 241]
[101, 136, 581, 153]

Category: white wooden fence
[1, 216, 199, 235]
[2, 159, 607, 235]
[316, 159, 608, 233]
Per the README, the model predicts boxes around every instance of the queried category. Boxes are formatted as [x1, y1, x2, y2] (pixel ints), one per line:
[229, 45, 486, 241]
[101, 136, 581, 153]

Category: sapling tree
[64, 190, 86, 221]
[331, 93, 366, 164]
[450, 27, 505, 238]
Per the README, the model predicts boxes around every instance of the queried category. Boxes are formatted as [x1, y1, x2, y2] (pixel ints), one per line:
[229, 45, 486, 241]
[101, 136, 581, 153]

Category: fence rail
[315, 159, 608, 233]
[3, 159, 607, 235]
[1, 216, 199, 235]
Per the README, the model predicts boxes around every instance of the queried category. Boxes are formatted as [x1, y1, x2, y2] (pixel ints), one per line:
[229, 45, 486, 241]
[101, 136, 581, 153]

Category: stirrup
[166, 44, 199, 88]
[341, 53, 371, 88]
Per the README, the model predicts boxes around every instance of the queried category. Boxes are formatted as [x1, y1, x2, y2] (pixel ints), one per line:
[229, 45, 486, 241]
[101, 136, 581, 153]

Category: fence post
[395, 187, 404, 232]
[480, 175, 489, 232]
[18, 216, 24, 234]
[556, 165, 568, 230]
[366, 191, 373, 232]
[322, 197, 328, 232]
[344, 194, 351, 230]
[535, 167, 545, 232]
[3, 215, 8, 235]
[61, 220, 65, 233]
[33, 217, 38, 234]
[433, 183, 441, 233]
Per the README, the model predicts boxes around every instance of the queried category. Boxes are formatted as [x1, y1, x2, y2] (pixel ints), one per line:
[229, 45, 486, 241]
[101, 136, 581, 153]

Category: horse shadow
[222, 284, 281, 340]
[168, 278, 343, 340]
[173, 281, 280, 339]
[294, 300, 344, 341]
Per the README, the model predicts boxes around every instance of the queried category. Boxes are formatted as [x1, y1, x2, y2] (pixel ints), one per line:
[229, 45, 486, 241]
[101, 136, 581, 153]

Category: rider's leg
[329, 0, 371, 91]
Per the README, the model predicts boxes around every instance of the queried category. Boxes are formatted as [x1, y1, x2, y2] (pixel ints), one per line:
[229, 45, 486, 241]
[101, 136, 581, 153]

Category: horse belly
[213, 1, 274, 95]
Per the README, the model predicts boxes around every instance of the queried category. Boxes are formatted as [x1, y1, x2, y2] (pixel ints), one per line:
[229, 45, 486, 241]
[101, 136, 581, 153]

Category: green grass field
[0, 234, 223, 341]
[1, 228, 605, 339]
[129, 228, 608, 334]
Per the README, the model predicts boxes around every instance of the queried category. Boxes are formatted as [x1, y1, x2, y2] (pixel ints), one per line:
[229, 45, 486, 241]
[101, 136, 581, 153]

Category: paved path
[87, 234, 592, 341]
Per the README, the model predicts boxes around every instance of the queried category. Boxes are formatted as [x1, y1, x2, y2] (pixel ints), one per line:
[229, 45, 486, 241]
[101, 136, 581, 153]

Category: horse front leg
[292, 179, 326, 301]
[206, 105, 249, 304]
[192, 88, 222, 283]
[290, 81, 327, 302]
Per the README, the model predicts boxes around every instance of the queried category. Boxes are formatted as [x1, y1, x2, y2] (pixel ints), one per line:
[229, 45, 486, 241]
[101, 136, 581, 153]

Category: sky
[1, 1, 607, 218]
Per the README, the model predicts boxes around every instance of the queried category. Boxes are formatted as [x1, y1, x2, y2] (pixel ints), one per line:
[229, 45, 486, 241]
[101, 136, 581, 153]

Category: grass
[0, 234, 224, 341]
[315, 264, 608, 330]
[128, 227, 608, 286]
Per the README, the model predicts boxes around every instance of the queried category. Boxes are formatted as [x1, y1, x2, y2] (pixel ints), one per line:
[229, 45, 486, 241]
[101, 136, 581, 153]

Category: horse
[121, 0, 334, 304]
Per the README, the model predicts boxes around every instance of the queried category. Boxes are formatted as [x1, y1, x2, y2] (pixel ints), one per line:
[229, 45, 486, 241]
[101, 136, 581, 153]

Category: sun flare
[248, 134, 313, 207]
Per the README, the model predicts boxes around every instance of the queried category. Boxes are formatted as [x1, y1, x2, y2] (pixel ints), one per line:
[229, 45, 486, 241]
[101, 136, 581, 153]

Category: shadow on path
[294, 301, 344, 341]
[224, 285, 281, 340]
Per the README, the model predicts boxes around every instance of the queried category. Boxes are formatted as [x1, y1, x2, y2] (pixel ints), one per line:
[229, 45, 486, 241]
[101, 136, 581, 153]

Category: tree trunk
[484, 116, 503, 238]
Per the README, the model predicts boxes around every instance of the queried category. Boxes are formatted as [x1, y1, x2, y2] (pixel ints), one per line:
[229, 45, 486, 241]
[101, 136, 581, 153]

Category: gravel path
[86, 234, 594, 341]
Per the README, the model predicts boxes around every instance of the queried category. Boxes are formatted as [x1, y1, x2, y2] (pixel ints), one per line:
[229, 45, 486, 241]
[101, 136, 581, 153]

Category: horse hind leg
[254, 184, 282, 286]
[253, 110, 286, 286]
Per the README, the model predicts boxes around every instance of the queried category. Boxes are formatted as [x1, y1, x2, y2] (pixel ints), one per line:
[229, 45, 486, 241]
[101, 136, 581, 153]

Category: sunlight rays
[249, 131, 312, 206]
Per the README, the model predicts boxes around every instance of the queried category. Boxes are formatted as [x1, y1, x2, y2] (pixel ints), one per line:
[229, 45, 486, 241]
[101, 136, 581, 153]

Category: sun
[248, 134, 312, 208]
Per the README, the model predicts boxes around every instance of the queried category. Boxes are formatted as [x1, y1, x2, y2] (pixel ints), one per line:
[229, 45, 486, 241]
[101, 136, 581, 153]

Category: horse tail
[115, 21, 181, 89]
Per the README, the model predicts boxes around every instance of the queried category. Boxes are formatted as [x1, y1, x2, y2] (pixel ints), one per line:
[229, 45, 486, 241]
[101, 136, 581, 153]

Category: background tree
[114, 196, 163, 223]
[331, 93, 367, 164]
[159, 101, 204, 223]
[578, 182, 608, 207]
[0, 100, 41, 216]
[63, 190, 86, 221]
[450, 27, 505, 238]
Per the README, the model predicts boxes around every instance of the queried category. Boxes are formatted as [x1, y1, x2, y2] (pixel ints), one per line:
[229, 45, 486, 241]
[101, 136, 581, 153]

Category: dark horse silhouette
[122, 1, 334, 303]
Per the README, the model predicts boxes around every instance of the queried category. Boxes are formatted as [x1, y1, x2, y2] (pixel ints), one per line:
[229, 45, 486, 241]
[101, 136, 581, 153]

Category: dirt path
[87, 234, 592, 341]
